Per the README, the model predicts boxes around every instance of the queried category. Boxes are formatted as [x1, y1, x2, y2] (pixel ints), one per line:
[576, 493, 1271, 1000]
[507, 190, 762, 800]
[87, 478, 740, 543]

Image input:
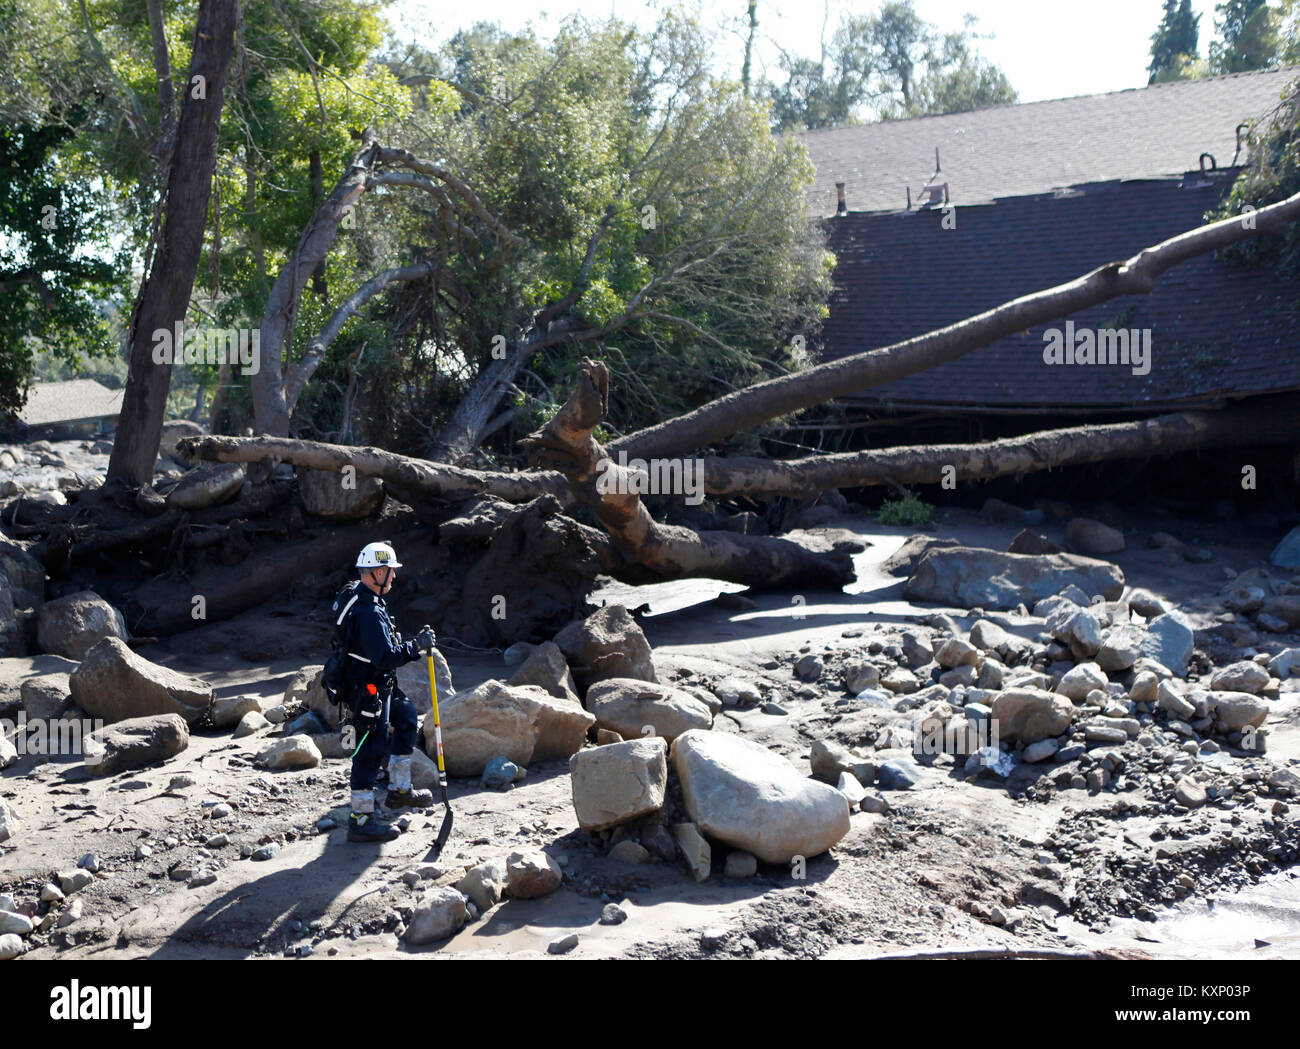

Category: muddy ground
[2, 504, 1299, 960]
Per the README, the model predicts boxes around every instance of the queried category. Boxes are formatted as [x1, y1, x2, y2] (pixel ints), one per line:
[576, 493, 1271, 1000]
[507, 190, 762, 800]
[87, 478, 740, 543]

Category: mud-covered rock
[569, 737, 667, 832]
[554, 605, 655, 692]
[36, 591, 128, 660]
[671, 729, 850, 864]
[584, 678, 713, 742]
[84, 714, 189, 776]
[70, 638, 212, 725]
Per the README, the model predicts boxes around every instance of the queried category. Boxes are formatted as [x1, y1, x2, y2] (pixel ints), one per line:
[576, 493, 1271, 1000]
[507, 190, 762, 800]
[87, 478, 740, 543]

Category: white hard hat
[357, 541, 402, 569]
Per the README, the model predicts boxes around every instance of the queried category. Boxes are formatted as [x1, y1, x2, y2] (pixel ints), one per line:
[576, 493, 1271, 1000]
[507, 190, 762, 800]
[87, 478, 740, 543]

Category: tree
[249, 16, 832, 465]
[1215, 71, 1300, 273]
[0, 121, 119, 419]
[107, 0, 239, 486]
[1148, 0, 1201, 83]
[911, 24, 1017, 116]
[766, 4, 1015, 130]
[1210, 0, 1278, 73]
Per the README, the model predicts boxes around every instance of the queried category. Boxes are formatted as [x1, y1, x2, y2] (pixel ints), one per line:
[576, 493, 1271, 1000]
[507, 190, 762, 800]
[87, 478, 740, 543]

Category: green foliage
[1210, 0, 1279, 73]
[766, 4, 1015, 131]
[1213, 74, 1300, 275]
[0, 122, 121, 418]
[365, 13, 833, 453]
[1149, 0, 1201, 83]
[876, 493, 933, 526]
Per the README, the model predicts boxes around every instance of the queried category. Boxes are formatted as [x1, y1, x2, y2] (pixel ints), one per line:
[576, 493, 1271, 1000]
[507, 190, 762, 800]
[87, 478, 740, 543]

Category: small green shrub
[876, 494, 933, 526]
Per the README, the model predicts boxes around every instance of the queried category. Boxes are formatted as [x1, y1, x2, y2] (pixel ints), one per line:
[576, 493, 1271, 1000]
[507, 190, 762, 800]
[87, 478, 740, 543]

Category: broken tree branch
[518, 358, 855, 588]
[610, 189, 1300, 460]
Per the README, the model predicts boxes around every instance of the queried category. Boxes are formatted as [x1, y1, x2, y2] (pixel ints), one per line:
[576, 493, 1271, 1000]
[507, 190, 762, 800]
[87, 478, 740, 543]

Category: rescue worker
[336, 541, 436, 843]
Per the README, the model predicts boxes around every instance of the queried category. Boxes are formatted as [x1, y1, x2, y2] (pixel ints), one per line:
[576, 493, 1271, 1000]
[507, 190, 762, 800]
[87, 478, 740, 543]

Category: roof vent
[916, 147, 949, 208]
[835, 181, 847, 215]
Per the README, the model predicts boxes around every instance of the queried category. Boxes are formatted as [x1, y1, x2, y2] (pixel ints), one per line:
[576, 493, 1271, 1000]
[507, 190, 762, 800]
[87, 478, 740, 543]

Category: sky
[385, 0, 1227, 105]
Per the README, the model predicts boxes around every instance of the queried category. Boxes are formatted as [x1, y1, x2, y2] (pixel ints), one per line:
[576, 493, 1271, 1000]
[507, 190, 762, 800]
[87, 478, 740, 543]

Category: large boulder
[1140, 611, 1195, 677]
[990, 687, 1074, 744]
[584, 678, 713, 742]
[83, 714, 189, 777]
[0, 573, 26, 657]
[554, 605, 655, 692]
[1064, 518, 1125, 556]
[1258, 595, 1300, 629]
[36, 591, 128, 660]
[166, 463, 245, 511]
[671, 729, 850, 865]
[1211, 691, 1268, 731]
[70, 638, 212, 725]
[0, 540, 44, 610]
[1209, 661, 1270, 695]
[21, 672, 72, 720]
[158, 419, 206, 461]
[508, 641, 579, 703]
[1270, 526, 1300, 569]
[420, 680, 594, 777]
[297, 467, 384, 520]
[569, 737, 668, 832]
[904, 547, 1124, 611]
[257, 735, 322, 770]
[1096, 623, 1145, 672]
[880, 535, 961, 576]
[394, 649, 456, 716]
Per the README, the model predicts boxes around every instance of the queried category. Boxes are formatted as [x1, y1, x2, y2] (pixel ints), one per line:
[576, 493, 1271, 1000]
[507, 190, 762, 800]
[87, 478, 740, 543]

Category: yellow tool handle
[427, 652, 446, 776]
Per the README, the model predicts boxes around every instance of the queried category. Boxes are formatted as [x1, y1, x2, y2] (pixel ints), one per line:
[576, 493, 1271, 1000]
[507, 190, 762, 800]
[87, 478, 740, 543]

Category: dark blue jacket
[337, 586, 421, 703]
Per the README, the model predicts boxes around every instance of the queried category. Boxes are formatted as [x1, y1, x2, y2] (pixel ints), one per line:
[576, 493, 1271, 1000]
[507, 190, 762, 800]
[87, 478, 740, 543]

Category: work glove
[414, 625, 436, 652]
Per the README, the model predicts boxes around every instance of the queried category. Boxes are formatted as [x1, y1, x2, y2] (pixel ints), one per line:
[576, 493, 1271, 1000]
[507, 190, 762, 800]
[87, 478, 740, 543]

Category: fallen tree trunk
[178, 434, 575, 504]
[183, 396, 1300, 504]
[518, 358, 855, 589]
[691, 396, 1300, 498]
[610, 189, 1300, 461]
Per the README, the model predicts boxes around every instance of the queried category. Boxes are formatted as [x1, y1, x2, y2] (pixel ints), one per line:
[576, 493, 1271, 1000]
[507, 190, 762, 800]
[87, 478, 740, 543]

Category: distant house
[799, 68, 1300, 418]
[14, 380, 123, 438]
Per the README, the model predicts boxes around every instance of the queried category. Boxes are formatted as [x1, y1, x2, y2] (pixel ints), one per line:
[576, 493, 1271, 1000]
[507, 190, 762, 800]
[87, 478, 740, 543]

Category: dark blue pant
[349, 690, 419, 792]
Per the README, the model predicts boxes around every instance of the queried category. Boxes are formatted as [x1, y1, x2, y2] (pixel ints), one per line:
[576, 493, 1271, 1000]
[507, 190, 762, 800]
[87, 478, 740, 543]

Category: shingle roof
[818, 175, 1300, 412]
[17, 379, 124, 427]
[798, 68, 1298, 216]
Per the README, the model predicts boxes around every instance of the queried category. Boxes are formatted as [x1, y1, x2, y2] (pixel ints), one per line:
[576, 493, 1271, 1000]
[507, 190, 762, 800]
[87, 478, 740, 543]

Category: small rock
[58, 870, 93, 895]
[599, 903, 628, 925]
[58, 899, 83, 927]
[723, 851, 758, 878]
[0, 911, 34, 936]
[1175, 778, 1207, 809]
[234, 711, 271, 738]
[481, 755, 523, 790]
[609, 840, 650, 864]
[506, 849, 562, 898]
[251, 843, 281, 861]
[0, 933, 23, 960]
[548, 932, 579, 955]
[672, 822, 711, 881]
